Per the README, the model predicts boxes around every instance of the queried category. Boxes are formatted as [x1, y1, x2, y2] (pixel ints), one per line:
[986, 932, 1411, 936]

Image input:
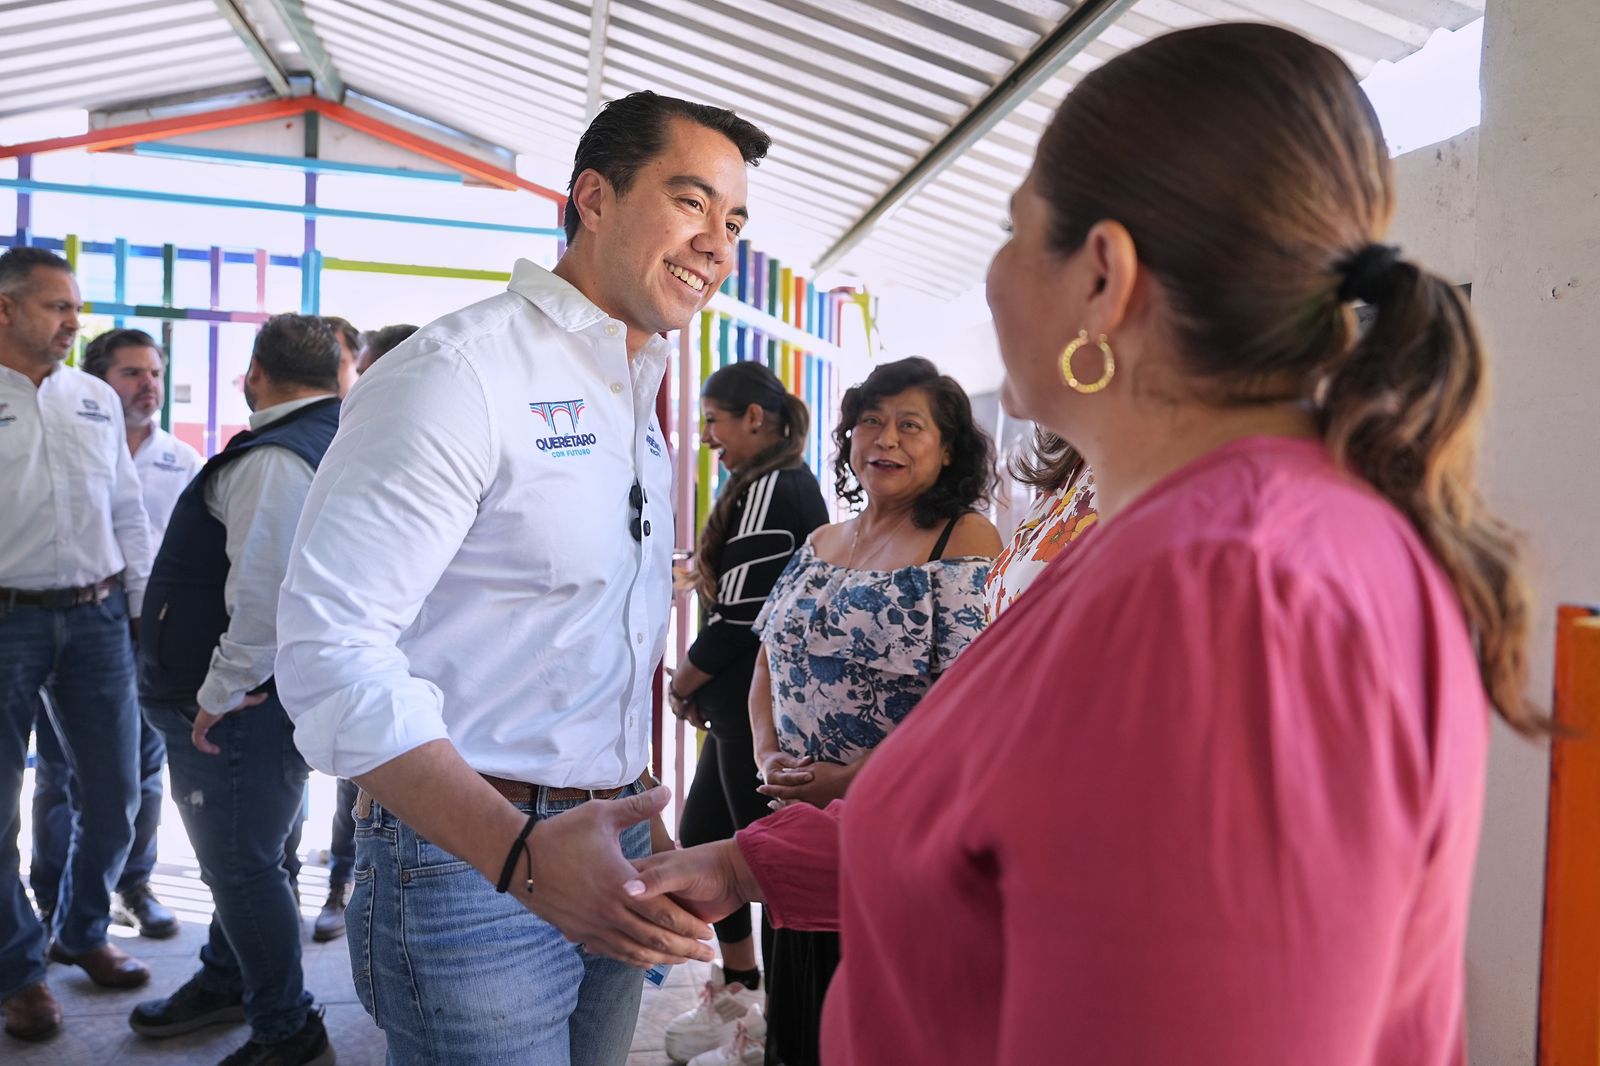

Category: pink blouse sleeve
[735, 800, 845, 932]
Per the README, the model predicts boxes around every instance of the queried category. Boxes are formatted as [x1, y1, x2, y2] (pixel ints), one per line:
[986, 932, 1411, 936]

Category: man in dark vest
[130, 314, 340, 1066]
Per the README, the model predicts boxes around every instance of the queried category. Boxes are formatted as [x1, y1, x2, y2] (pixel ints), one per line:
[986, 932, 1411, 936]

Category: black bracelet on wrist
[494, 812, 538, 894]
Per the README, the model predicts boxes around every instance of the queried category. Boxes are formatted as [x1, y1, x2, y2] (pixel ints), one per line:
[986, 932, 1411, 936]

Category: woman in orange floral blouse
[984, 430, 1099, 620]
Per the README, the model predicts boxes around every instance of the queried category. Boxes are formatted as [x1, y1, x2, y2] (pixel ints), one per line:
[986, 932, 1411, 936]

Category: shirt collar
[507, 259, 611, 334]
[249, 393, 335, 431]
[0, 360, 66, 390]
[131, 423, 163, 459]
[508, 259, 676, 383]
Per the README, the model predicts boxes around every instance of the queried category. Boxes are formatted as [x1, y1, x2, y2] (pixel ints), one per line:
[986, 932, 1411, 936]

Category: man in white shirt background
[310, 319, 417, 949]
[276, 92, 769, 1065]
[130, 314, 341, 1066]
[30, 327, 201, 945]
[0, 247, 155, 1042]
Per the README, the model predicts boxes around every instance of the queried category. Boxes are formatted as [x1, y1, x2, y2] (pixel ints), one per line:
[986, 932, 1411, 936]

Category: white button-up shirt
[133, 424, 203, 543]
[277, 261, 674, 787]
[0, 362, 153, 613]
[198, 396, 331, 716]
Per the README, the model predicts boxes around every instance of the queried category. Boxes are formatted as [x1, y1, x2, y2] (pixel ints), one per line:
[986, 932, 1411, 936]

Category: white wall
[1466, 0, 1600, 1061]
[1389, 128, 1479, 285]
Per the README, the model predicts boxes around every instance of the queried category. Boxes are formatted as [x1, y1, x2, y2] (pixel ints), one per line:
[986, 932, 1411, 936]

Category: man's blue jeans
[146, 695, 313, 1043]
[0, 590, 140, 1000]
[29, 696, 165, 910]
[350, 787, 649, 1065]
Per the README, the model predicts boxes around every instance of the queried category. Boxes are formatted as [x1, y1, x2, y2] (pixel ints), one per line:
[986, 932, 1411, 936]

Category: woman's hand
[758, 760, 856, 810]
[759, 750, 814, 788]
[668, 688, 708, 730]
[625, 839, 764, 925]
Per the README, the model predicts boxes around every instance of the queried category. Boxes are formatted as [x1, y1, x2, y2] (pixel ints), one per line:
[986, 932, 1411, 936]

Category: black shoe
[113, 883, 181, 940]
[129, 976, 246, 1038]
[218, 1007, 335, 1066]
[312, 883, 348, 943]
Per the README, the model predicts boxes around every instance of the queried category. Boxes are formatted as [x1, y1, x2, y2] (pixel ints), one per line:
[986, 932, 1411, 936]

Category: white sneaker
[687, 1006, 767, 1066]
[664, 968, 763, 1063]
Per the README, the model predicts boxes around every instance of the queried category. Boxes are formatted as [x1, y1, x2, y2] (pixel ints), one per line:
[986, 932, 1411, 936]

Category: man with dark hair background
[318, 316, 360, 398]
[29, 328, 201, 945]
[312, 319, 420, 947]
[354, 322, 416, 375]
[130, 314, 341, 1066]
[277, 92, 770, 1063]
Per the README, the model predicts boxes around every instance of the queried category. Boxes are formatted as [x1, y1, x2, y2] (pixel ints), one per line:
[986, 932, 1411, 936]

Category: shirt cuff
[195, 675, 243, 716]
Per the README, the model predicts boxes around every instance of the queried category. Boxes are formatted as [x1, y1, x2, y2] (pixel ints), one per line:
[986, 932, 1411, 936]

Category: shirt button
[605, 323, 620, 337]
[635, 633, 644, 645]
[642, 520, 652, 537]
[610, 382, 623, 394]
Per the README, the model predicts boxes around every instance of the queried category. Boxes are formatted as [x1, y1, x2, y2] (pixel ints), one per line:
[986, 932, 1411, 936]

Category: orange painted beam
[302, 99, 566, 205]
[1, 97, 566, 210]
[0, 98, 308, 161]
[1539, 604, 1600, 1066]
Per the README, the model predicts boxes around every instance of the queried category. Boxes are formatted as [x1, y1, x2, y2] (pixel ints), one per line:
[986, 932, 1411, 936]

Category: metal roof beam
[260, 0, 345, 101]
[584, 0, 612, 122]
[211, 0, 293, 97]
[813, 0, 1138, 274]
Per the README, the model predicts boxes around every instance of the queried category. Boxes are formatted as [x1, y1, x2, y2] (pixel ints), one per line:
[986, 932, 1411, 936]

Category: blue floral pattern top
[754, 542, 991, 766]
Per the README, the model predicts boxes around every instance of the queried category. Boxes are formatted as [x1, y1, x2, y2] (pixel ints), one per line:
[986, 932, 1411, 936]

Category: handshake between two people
[524, 785, 765, 968]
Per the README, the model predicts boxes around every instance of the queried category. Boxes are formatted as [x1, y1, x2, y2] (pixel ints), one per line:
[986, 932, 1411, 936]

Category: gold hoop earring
[1059, 330, 1115, 394]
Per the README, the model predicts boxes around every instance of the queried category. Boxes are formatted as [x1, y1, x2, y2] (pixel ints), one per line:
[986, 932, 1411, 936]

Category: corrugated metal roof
[3, 0, 1485, 298]
[0, 1, 262, 118]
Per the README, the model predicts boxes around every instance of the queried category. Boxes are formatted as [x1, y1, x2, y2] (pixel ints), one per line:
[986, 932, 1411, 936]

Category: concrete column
[1468, 0, 1600, 1061]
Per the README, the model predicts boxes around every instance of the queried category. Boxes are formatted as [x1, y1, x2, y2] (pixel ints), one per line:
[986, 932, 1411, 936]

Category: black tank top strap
[926, 513, 964, 563]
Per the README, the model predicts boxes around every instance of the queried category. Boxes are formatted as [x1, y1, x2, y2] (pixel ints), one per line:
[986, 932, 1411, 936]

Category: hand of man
[624, 838, 763, 925]
[191, 691, 268, 755]
[759, 760, 853, 810]
[521, 786, 716, 968]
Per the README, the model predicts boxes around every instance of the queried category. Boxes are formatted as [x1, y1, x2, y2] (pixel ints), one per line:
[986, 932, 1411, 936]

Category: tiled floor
[9, 771, 715, 1065]
[7, 877, 709, 1064]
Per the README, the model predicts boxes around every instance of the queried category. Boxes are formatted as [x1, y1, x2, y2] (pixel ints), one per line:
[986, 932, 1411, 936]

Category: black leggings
[677, 729, 773, 946]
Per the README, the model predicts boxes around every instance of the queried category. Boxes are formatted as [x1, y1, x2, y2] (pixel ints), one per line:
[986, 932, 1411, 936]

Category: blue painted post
[207, 246, 222, 456]
[113, 238, 128, 328]
[14, 155, 31, 246]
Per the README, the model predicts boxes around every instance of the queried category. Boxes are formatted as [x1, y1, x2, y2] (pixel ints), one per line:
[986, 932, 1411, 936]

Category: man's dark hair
[319, 315, 361, 356]
[0, 246, 73, 296]
[564, 91, 771, 243]
[253, 313, 340, 391]
[361, 323, 418, 366]
[82, 328, 165, 379]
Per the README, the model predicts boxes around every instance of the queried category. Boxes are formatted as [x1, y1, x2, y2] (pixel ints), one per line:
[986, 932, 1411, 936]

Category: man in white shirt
[131, 314, 342, 1066]
[0, 247, 155, 1042]
[29, 328, 201, 945]
[276, 92, 769, 1064]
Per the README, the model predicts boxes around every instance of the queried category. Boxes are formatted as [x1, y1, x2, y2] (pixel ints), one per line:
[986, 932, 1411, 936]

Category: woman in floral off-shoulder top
[748, 356, 1001, 1066]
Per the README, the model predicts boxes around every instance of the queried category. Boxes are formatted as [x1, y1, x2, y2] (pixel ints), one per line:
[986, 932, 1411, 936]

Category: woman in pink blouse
[617, 22, 1541, 1065]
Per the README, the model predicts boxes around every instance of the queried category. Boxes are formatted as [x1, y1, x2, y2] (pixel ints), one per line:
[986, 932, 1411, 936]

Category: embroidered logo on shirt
[529, 398, 596, 457]
[76, 398, 111, 423]
[0, 403, 14, 428]
[645, 427, 662, 457]
[152, 451, 186, 472]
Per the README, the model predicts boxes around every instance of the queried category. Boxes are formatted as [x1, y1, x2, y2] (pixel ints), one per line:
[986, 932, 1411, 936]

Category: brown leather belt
[480, 771, 650, 804]
[1, 578, 118, 610]
[353, 771, 653, 820]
